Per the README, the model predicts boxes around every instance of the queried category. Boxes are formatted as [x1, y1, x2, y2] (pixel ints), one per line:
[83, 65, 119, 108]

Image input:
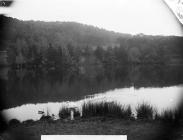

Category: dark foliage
[59, 107, 70, 119]
[40, 115, 52, 121]
[9, 119, 20, 126]
[82, 101, 132, 119]
[1, 16, 183, 69]
[155, 110, 175, 123]
[59, 107, 80, 119]
[136, 103, 154, 120]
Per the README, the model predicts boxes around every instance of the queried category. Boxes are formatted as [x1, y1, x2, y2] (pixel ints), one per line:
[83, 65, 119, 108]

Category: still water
[0, 65, 183, 122]
[1, 85, 183, 122]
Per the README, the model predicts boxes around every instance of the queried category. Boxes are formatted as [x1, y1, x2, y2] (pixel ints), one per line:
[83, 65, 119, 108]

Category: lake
[0, 65, 183, 122]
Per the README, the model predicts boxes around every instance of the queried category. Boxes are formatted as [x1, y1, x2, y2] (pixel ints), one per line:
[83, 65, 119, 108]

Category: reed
[136, 103, 154, 120]
[82, 101, 132, 119]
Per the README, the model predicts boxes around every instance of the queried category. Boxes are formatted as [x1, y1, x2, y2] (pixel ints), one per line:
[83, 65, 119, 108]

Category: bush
[59, 106, 81, 120]
[59, 107, 70, 119]
[9, 119, 20, 126]
[136, 103, 154, 120]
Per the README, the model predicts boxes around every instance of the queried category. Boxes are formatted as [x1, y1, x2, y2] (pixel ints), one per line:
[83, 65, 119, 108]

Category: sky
[1, 0, 183, 36]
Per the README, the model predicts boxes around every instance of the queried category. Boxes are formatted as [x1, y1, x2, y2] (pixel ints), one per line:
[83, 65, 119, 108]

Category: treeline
[1, 16, 183, 71]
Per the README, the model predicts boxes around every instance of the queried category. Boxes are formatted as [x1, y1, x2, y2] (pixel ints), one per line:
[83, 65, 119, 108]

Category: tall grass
[82, 101, 132, 119]
[136, 103, 154, 120]
[155, 110, 175, 122]
[155, 109, 183, 123]
[57, 101, 181, 123]
[7, 102, 182, 126]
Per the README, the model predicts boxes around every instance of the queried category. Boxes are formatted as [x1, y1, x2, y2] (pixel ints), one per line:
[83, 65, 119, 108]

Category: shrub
[9, 119, 20, 126]
[59, 107, 70, 119]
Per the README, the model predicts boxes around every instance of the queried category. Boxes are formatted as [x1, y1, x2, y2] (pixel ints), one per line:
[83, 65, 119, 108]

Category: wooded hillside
[1, 16, 183, 68]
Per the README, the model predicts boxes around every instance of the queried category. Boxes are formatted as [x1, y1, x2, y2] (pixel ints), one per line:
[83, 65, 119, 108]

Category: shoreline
[4, 116, 182, 140]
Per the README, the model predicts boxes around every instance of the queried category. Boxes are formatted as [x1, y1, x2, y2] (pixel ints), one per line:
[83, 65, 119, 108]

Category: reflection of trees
[0, 67, 9, 80]
[3, 65, 183, 109]
[128, 65, 183, 88]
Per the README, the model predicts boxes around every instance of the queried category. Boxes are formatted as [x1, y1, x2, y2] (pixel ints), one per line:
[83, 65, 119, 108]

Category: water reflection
[2, 85, 182, 122]
[1, 65, 183, 109]
[0, 67, 9, 80]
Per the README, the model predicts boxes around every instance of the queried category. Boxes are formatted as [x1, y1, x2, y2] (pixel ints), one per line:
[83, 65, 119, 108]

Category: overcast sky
[3, 0, 183, 36]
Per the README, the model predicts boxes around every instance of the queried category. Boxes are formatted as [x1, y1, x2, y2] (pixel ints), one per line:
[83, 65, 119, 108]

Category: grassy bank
[4, 102, 183, 140]
[8, 101, 181, 125]
[57, 101, 181, 122]
[81, 102, 132, 119]
[4, 116, 183, 140]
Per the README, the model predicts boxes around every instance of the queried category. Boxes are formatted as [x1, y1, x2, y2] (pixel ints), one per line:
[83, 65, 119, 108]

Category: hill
[0, 16, 183, 66]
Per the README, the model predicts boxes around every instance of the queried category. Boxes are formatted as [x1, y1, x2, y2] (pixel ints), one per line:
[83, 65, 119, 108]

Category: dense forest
[1, 16, 183, 75]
